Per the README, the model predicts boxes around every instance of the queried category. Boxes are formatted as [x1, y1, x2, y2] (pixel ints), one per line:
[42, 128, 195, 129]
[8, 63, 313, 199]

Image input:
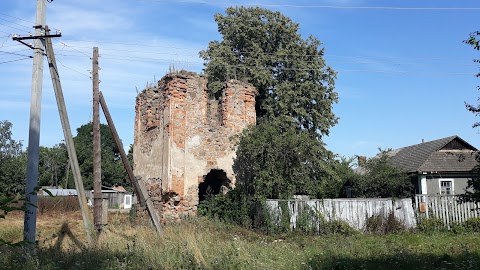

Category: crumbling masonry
[133, 71, 256, 221]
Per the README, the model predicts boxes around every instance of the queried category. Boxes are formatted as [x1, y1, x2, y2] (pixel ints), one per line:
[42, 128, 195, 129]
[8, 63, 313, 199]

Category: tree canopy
[461, 31, 480, 203]
[201, 7, 341, 200]
[73, 123, 127, 190]
[352, 150, 413, 198]
[233, 117, 343, 199]
[0, 120, 26, 197]
[464, 31, 480, 128]
[200, 6, 338, 139]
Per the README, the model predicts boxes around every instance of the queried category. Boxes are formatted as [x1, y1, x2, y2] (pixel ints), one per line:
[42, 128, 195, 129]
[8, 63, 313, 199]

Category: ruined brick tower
[133, 71, 256, 219]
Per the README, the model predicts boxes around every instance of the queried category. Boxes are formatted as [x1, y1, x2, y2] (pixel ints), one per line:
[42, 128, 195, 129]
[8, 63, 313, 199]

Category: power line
[54, 41, 476, 63]
[0, 57, 31, 65]
[0, 50, 32, 58]
[56, 57, 91, 78]
[138, 0, 480, 10]
[0, 12, 35, 26]
[0, 21, 31, 33]
[0, 16, 33, 30]
[61, 38, 201, 51]
[56, 41, 92, 59]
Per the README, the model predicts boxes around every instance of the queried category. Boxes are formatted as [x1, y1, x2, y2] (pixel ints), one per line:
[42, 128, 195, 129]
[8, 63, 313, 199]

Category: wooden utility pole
[99, 92, 162, 234]
[92, 47, 103, 233]
[23, 0, 47, 244]
[44, 28, 93, 245]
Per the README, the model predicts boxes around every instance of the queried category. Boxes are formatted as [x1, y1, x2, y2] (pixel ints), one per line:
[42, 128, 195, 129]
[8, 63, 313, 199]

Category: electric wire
[0, 50, 32, 58]
[0, 57, 31, 65]
[56, 40, 476, 63]
[0, 21, 30, 33]
[137, 0, 480, 10]
[0, 12, 35, 26]
[0, 17, 32, 30]
[56, 57, 91, 78]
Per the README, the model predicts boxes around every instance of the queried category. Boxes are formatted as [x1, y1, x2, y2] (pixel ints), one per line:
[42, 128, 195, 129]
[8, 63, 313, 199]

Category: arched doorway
[198, 169, 231, 202]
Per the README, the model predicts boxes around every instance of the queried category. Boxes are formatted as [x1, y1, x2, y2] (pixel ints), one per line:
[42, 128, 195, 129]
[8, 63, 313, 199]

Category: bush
[322, 219, 358, 236]
[37, 196, 80, 214]
[198, 188, 253, 228]
[465, 217, 480, 232]
[365, 211, 405, 234]
[417, 217, 446, 232]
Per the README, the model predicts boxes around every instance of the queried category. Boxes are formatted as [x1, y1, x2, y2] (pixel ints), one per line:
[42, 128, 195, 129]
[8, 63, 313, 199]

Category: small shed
[38, 187, 78, 196]
[86, 186, 134, 209]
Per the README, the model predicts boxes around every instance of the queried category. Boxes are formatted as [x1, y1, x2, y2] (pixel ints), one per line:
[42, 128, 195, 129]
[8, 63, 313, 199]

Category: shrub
[450, 222, 467, 234]
[323, 219, 358, 236]
[37, 196, 80, 214]
[365, 211, 405, 234]
[417, 217, 446, 232]
[464, 217, 480, 232]
[198, 188, 253, 228]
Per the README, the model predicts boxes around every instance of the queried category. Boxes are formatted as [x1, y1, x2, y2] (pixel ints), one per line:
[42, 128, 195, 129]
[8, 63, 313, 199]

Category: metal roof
[389, 135, 478, 173]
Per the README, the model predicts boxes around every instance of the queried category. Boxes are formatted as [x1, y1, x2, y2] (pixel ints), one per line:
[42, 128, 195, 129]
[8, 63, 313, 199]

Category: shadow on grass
[0, 245, 153, 270]
[54, 222, 85, 250]
[306, 251, 480, 270]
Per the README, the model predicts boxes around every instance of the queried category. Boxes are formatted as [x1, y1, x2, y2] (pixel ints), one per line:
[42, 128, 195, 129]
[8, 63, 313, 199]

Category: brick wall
[133, 71, 256, 222]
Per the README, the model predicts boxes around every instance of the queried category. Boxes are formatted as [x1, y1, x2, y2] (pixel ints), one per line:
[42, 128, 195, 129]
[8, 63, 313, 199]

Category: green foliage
[198, 188, 253, 228]
[202, 7, 343, 202]
[417, 217, 446, 233]
[0, 195, 23, 219]
[464, 31, 480, 128]
[0, 120, 26, 197]
[73, 123, 128, 189]
[38, 143, 68, 187]
[352, 149, 413, 198]
[37, 196, 80, 214]
[365, 211, 406, 234]
[233, 118, 343, 200]
[464, 217, 480, 232]
[200, 6, 338, 139]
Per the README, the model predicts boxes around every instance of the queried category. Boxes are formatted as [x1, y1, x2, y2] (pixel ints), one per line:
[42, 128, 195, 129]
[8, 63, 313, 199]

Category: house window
[440, 180, 453, 195]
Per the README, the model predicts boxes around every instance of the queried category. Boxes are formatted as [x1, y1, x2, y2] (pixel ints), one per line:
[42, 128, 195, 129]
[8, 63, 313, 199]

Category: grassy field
[1, 210, 480, 270]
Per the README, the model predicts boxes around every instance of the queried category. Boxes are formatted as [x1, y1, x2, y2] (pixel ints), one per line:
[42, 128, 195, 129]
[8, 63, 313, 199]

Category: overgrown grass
[1, 212, 480, 269]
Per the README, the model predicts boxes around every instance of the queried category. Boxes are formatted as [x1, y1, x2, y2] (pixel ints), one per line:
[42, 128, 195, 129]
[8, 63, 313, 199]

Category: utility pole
[44, 27, 93, 245]
[92, 47, 102, 233]
[23, 0, 47, 244]
[99, 92, 162, 234]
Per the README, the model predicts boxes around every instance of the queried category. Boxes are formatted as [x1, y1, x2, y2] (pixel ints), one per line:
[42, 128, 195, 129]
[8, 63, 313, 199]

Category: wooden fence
[266, 198, 417, 231]
[414, 195, 480, 228]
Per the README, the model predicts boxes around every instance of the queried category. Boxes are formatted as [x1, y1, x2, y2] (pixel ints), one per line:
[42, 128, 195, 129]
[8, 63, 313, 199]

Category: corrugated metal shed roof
[39, 188, 78, 196]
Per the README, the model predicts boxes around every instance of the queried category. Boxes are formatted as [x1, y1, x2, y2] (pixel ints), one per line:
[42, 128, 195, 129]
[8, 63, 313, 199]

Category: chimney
[357, 155, 367, 166]
[422, 139, 424, 143]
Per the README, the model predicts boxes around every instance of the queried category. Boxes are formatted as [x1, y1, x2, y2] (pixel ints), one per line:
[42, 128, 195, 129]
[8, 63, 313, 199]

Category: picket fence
[266, 198, 417, 231]
[414, 195, 480, 228]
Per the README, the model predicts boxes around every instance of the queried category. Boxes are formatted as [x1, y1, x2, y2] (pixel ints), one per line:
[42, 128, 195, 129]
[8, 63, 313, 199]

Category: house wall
[133, 71, 256, 221]
[425, 174, 470, 195]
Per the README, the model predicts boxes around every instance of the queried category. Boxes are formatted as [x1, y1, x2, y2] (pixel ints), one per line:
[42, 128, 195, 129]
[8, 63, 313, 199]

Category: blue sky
[0, 0, 479, 159]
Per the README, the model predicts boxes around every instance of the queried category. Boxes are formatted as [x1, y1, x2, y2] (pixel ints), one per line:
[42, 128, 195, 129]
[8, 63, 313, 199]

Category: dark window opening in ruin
[198, 169, 231, 202]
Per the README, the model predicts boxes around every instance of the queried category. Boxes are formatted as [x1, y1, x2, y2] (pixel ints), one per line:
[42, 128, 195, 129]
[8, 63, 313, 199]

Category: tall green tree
[233, 117, 343, 199]
[74, 123, 127, 190]
[38, 143, 68, 187]
[461, 31, 480, 203]
[0, 120, 26, 197]
[352, 150, 412, 198]
[464, 31, 480, 128]
[202, 7, 341, 199]
[200, 6, 338, 139]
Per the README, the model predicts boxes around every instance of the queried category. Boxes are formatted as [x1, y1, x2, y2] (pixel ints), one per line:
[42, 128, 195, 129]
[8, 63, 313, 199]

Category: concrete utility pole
[99, 92, 162, 234]
[92, 47, 103, 233]
[23, 0, 47, 244]
[44, 28, 93, 245]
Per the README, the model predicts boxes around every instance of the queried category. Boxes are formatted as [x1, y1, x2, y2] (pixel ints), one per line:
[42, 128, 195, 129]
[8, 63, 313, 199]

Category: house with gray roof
[387, 135, 478, 195]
